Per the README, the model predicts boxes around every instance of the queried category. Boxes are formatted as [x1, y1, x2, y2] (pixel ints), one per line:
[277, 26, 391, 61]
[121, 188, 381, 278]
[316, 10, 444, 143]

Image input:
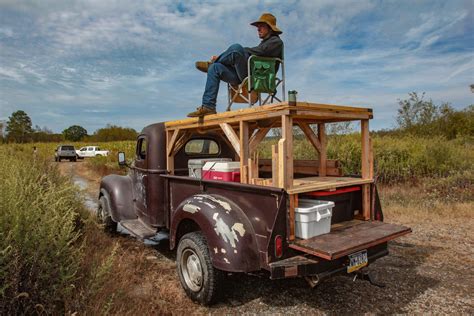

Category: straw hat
[250, 13, 282, 34]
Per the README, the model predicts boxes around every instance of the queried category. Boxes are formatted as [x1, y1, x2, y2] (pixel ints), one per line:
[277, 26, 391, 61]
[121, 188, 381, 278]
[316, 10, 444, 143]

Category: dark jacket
[245, 34, 283, 59]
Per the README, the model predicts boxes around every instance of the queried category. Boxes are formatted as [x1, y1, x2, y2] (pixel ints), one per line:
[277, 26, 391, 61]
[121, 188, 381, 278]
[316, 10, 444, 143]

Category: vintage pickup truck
[98, 102, 411, 305]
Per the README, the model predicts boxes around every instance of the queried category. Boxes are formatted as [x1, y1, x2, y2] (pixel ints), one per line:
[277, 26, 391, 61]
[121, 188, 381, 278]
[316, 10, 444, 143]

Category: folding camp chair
[226, 54, 285, 111]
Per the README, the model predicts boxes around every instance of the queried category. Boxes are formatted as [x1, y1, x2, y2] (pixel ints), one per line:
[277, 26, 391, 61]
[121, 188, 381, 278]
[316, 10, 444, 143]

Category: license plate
[347, 250, 368, 273]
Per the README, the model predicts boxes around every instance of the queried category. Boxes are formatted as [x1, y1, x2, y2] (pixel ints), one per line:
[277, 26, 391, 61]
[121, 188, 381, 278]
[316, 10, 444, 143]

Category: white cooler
[295, 199, 335, 239]
[188, 158, 231, 178]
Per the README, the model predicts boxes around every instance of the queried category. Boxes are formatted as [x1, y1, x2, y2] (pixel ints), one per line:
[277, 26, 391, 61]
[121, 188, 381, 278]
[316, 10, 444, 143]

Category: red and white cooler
[202, 161, 241, 182]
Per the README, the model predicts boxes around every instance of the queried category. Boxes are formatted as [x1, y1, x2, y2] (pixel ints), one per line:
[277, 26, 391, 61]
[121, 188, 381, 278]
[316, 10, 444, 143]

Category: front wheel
[177, 232, 224, 305]
[97, 196, 117, 233]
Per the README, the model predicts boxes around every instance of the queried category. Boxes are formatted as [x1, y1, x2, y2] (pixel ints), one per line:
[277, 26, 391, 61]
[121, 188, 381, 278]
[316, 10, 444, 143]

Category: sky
[0, 0, 473, 133]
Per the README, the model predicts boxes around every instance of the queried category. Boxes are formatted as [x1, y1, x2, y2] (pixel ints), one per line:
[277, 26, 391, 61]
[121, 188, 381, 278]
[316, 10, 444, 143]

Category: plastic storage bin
[188, 158, 231, 178]
[202, 161, 241, 182]
[295, 199, 335, 239]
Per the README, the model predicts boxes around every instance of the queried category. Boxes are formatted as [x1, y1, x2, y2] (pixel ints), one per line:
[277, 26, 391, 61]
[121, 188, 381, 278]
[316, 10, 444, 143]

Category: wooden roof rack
[165, 101, 375, 227]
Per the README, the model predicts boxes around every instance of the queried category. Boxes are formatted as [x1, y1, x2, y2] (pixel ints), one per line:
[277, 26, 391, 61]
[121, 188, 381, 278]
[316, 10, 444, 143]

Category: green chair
[226, 54, 285, 111]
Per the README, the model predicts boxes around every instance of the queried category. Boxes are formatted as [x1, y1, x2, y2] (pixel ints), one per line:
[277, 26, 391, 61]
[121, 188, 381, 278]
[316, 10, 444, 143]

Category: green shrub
[0, 146, 85, 314]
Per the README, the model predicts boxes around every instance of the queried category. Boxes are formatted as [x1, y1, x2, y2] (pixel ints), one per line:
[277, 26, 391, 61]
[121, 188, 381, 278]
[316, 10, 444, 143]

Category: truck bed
[289, 220, 411, 260]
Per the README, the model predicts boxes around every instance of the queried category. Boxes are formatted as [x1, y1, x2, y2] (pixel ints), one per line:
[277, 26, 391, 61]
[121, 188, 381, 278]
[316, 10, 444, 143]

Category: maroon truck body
[99, 121, 411, 304]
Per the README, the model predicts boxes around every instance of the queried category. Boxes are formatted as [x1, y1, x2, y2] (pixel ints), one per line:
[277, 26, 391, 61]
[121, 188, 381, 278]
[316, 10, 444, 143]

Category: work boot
[195, 61, 211, 73]
[187, 106, 217, 117]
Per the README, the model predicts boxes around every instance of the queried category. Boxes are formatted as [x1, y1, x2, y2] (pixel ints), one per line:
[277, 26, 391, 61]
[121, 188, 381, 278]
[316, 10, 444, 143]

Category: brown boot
[187, 106, 217, 117]
[195, 61, 211, 73]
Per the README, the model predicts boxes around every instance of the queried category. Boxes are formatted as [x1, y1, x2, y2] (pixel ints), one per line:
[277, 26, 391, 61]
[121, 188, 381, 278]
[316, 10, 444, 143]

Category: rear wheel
[72, 156, 77, 162]
[58, 157, 62, 162]
[177, 232, 224, 305]
[97, 196, 117, 233]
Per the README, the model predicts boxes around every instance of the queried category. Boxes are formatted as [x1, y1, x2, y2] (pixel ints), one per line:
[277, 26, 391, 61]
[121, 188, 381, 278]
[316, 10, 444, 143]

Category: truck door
[131, 136, 148, 219]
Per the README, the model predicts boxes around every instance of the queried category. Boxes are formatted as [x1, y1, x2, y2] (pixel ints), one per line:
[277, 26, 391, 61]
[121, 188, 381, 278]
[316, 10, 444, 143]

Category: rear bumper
[269, 243, 388, 280]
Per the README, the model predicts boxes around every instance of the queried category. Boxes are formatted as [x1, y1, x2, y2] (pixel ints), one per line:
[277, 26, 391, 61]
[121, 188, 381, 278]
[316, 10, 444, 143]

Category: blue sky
[0, 0, 473, 133]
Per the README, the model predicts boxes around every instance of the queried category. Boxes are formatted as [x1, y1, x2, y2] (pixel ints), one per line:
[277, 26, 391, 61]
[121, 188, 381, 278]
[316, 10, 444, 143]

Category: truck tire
[97, 196, 117, 233]
[177, 232, 224, 305]
[73, 156, 77, 162]
[58, 157, 62, 162]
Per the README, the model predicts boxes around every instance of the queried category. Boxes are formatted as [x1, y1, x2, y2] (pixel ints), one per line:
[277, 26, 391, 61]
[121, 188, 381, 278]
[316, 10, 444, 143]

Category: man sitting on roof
[187, 13, 283, 117]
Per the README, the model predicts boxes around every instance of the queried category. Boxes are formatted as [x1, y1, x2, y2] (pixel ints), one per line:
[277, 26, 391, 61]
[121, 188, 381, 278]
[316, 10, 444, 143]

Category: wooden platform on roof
[289, 220, 412, 260]
[165, 101, 373, 131]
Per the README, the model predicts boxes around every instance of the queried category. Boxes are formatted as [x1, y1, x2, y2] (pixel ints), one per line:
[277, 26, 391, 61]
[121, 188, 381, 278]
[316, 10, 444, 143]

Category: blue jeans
[202, 43, 249, 109]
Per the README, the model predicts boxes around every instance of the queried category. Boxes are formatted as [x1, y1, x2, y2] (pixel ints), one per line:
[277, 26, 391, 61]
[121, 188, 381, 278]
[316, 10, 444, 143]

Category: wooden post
[318, 123, 327, 176]
[281, 114, 294, 189]
[361, 119, 371, 220]
[288, 194, 298, 241]
[277, 139, 287, 188]
[240, 121, 249, 184]
[272, 145, 278, 187]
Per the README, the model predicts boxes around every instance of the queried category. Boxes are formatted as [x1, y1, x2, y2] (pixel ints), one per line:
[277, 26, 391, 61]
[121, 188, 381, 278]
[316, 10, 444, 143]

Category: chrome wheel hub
[181, 249, 203, 292]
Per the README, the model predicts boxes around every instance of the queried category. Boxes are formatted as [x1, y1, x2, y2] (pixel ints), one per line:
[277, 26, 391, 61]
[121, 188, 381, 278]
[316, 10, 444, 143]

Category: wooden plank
[164, 101, 372, 131]
[272, 145, 278, 187]
[171, 131, 192, 156]
[277, 139, 287, 188]
[166, 129, 180, 157]
[282, 114, 294, 189]
[289, 221, 411, 260]
[361, 119, 371, 220]
[219, 123, 241, 157]
[287, 177, 373, 194]
[249, 127, 270, 155]
[259, 159, 342, 176]
[288, 194, 298, 241]
[318, 123, 327, 177]
[361, 120, 370, 180]
[240, 121, 249, 184]
[297, 122, 322, 153]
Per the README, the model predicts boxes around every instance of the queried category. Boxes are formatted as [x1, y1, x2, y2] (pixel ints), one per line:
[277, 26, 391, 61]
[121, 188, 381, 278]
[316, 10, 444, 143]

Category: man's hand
[210, 55, 218, 62]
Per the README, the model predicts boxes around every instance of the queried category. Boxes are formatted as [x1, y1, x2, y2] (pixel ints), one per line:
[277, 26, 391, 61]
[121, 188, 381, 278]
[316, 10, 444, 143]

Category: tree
[63, 125, 88, 141]
[6, 110, 33, 143]
[91, 124, 137, 141]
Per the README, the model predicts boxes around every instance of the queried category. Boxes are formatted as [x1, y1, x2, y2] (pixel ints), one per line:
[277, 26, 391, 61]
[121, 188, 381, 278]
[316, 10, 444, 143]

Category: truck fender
[99, 174, 135, 222]
[171, 194, 260, 273]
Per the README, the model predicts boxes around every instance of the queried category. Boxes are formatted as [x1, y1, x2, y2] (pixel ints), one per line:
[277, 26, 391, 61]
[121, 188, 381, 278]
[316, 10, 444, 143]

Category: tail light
[275, 235, 283, 258]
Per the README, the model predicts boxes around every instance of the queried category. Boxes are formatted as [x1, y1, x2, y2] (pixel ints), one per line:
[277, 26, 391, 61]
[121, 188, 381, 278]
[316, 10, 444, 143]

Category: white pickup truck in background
[76, 146, 109, 159]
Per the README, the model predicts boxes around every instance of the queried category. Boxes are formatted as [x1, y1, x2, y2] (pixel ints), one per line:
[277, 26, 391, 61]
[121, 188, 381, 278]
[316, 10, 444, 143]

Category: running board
[120, 219, 156, 239]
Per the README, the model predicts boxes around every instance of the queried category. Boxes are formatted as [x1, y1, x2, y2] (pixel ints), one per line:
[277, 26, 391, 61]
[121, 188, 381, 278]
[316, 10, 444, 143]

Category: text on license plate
[347, 250, 368, 273]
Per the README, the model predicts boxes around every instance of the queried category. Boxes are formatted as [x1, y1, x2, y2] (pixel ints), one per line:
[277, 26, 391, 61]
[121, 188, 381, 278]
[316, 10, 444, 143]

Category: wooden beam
[166, 130, 174, 174]
[361, 119, 371, 220]
[166, 129, 180, 157]
[281, 114, 294, 189]
[297, 122, 322, 153]
[272, 145, 278, 187]
[277, 138, 287, 188]
[240, 121, 249, 184]
[249, 127, 270, 154]
[171, 131, 192, 157]
[219, 123, 241, 157]
[288, 194, 298, 241]
[318, 123, 327, 177]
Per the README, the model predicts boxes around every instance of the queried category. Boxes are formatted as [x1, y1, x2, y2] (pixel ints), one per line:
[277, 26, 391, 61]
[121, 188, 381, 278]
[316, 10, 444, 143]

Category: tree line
[0, 110, 138, 143]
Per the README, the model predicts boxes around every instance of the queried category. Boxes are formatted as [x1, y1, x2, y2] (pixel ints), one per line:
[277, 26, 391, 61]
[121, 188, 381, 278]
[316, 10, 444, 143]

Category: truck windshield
[62, 146, 74, 150]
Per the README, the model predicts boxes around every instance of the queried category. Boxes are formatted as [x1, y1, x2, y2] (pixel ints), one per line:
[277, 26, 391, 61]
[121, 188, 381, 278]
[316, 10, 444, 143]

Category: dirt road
[58, 161, 474, 314]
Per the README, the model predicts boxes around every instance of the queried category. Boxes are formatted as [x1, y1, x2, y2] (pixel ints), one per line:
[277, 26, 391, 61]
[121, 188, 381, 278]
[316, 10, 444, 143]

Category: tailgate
[289, 220, 411, 260]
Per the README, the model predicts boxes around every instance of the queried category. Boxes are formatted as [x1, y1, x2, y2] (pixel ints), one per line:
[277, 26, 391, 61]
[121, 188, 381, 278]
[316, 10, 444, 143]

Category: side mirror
[118, 152, 127, 167]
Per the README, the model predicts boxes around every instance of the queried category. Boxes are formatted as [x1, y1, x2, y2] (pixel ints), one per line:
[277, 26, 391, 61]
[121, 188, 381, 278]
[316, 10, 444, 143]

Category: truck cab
[98, 101, 411, 305]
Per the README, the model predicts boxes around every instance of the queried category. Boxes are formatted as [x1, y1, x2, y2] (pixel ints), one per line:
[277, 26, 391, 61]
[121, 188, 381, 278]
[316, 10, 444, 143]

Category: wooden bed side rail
[259, 159, 343, 177]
